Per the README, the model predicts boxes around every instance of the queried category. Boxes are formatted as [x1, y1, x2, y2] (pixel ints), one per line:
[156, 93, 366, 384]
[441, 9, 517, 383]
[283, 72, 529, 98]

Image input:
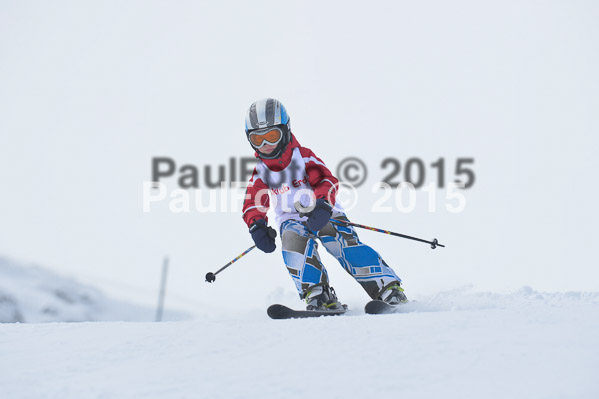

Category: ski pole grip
[294, 201, 314, 218]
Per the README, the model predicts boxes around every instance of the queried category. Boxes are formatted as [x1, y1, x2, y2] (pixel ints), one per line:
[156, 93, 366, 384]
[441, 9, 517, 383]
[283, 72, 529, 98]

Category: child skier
[242, 98, 406, 311]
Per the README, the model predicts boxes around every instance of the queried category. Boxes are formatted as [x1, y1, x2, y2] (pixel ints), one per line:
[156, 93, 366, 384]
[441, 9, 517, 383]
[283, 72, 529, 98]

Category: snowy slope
[1, 287, 598, 399]
[0, 257, 187, 323]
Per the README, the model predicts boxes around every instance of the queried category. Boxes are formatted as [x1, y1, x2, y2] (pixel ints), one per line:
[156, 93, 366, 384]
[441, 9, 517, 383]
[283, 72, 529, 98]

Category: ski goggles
[248, 127, 283, 149]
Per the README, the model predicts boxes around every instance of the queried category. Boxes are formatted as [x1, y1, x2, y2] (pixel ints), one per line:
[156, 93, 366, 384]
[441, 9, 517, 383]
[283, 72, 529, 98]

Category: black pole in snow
[155, 256, 169, 322]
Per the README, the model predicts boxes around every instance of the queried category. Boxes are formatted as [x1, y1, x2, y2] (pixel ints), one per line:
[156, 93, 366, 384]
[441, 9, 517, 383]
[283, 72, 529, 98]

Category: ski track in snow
[1, 287, 598, 399]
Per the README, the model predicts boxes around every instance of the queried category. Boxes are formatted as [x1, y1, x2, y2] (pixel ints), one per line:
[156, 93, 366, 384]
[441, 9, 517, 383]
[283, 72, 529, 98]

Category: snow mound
[390, 285, 599, 313]
[0, 257, 188, 323]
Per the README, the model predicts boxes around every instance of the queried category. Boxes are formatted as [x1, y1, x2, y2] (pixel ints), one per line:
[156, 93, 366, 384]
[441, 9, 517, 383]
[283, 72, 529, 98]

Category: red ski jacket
[242, 134, 338, 227]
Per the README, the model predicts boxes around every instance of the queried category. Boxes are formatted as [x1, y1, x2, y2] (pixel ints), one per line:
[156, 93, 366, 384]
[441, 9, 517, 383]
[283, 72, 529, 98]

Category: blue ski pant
[280, 215, 402, 300]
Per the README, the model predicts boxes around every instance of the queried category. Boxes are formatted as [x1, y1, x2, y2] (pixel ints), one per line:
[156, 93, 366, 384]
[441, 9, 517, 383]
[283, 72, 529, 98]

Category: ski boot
[379, 283, 408, 305]
[304, 284, 346, 311]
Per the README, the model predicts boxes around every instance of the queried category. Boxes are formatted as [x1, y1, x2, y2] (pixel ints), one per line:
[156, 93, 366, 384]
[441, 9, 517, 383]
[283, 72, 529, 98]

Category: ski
[364, 300, 402, 315]
[267, 304, 347, 320]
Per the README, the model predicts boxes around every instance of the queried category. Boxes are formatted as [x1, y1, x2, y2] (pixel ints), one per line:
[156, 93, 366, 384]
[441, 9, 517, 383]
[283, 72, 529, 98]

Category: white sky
[1, 1, 598, 313]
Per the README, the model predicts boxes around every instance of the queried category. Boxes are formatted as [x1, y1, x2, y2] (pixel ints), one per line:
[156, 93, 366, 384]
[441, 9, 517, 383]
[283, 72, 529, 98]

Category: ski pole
[294, 201, 444, 249]
[205, 229, 277, 283]
[329, 218, 445, 249]
[205, 246, 256, 283]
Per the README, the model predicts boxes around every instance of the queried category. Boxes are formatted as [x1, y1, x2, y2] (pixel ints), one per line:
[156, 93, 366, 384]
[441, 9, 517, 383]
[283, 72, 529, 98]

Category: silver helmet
[245, 98, 291, 159]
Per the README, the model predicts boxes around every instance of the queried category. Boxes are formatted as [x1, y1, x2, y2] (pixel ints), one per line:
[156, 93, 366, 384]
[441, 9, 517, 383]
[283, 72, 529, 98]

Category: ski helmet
[245, 98, 291, 159]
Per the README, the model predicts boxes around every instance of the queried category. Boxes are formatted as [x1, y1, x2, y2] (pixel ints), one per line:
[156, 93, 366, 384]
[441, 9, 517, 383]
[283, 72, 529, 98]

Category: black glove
[249, 219, 277, 253]
[306, 199, 333, 232]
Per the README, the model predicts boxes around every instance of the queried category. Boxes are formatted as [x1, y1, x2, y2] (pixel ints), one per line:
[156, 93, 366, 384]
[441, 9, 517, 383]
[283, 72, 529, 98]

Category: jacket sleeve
[242, 167, 270, 227]
[299, 147, 339, 206]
